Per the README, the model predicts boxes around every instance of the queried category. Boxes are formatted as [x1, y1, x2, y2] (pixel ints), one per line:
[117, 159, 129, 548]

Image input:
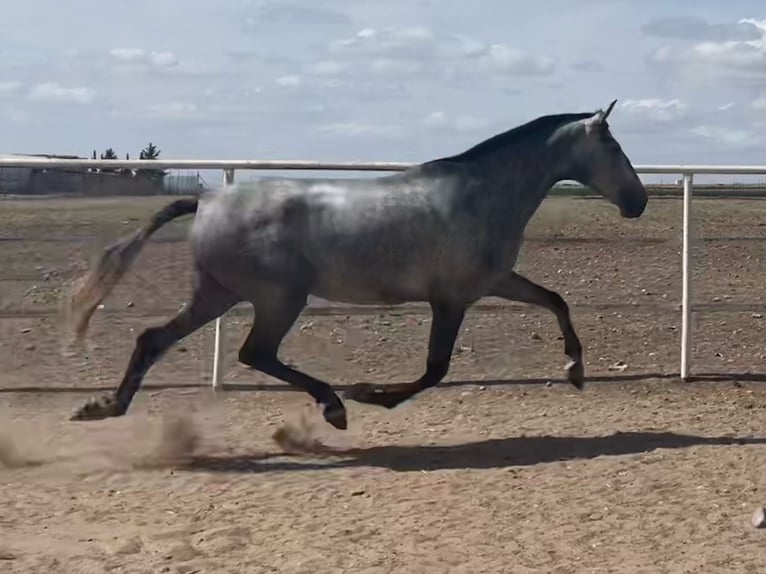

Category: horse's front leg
[490, 271, 584, 389]
[344, 300, 466, 408]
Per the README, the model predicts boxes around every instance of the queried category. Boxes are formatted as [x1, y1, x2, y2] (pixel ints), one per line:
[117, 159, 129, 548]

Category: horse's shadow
[4, 371, 762, 395]
[182, 431, 766, 474]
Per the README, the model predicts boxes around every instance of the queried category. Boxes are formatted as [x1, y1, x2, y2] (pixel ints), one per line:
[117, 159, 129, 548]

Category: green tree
[139, 142, 160, 160]
[138, 142, 166, 181]
[100, 148, 118, 173]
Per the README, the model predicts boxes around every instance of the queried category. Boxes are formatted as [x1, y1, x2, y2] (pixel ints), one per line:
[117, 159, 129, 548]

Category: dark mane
[428, 112, 594, 165]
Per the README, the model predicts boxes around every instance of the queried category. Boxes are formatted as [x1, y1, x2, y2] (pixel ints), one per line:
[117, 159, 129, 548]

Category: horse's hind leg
[490, 271, 584, 389]
[238, 288, 348, 430]
[344, 300, 466, 408]
[71, 271, 238, 421]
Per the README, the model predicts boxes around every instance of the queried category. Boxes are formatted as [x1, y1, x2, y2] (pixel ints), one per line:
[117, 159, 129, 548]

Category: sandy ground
[0, 194, 765, 573]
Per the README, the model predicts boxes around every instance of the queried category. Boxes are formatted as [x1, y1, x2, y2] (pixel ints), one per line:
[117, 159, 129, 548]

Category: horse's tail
[67, 198, 199, 341]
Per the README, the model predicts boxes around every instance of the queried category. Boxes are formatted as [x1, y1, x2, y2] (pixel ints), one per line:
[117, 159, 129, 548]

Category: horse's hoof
[322, 403, 348, 430]
[566, 360, 585, 390]
[70, 396, 124, 421]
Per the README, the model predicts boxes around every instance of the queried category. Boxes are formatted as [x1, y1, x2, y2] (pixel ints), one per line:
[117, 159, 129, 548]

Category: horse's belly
[310, 275, 430, 305]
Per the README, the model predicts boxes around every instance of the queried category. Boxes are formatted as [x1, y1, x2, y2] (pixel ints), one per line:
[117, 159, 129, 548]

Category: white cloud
[109, 48, 144, 62]
[329, 26, 553, 79]
[483, 44, 555, 76]
[690, 125, 760, 148]
[454, 115, 490, 132]
[691, 40, 762, 68]
[315, 122, 405, 139]
[399, 26, 433, 41]
[649, 17, 765, 76]
[621, 98, 686, 121]
[641, 16, 762, 42]
[453, 36, 486, 58]
[420, 111, 489, 132]
[717, 102, 735, 111]
[369, 58, 420, 75]
[109, 48, 179, 68]
[243, 3, 350, 30]
[28, 82, 95, 104]
[739, 17, 766, 36]
[305, 60, 349, 76]
[0, 109, 29, 124]
[144, 101, 198, 120]
[330, 26, 437, 58]
[275, 74, 302, 87]
[149, 51, 179, 67]
[0, 51, 47, 69]
[0, 81, 23, 96]
[572, 60, 604, 72]
[421, 111, 447, 128]
[752, 94, 766, 110]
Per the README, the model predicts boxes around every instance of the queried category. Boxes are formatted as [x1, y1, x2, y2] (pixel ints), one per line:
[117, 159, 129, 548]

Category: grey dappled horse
[69, 101, 647, 430]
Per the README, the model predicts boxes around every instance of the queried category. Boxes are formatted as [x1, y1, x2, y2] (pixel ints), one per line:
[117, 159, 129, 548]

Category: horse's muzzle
[619, 195, 647, 219]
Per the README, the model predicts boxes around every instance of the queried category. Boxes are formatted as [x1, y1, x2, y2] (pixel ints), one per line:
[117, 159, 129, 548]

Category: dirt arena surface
[1, 193, 765, 573]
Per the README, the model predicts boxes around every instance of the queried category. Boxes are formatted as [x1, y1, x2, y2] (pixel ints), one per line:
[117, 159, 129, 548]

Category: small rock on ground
[110, 537, 143, 555]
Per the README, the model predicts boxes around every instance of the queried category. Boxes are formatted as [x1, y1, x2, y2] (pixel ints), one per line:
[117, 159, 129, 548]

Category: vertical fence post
[211, 168, 236, 390]
[680, 172, 694, 381]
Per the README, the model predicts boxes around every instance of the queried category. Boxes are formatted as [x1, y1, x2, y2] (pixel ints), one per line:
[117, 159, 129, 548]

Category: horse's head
[566, 100, 648, 218]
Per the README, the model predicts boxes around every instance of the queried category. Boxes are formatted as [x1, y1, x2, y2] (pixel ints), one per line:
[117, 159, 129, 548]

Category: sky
[0, 0, 764, 179]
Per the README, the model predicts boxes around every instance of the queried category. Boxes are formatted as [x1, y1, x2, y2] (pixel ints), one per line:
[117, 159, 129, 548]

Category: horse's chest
[445, 237, 520, 275]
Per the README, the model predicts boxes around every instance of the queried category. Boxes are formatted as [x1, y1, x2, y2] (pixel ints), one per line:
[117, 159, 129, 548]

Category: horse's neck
[473, 142, 562, 226]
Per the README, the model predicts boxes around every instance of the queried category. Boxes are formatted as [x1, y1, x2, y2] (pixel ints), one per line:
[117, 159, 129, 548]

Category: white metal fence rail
[2, 157, 765, 386]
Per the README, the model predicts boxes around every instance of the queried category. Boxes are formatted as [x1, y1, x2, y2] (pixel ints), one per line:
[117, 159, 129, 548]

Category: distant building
[0, 153, 201, 196]
[0, 153, 84, 194]
[163, 173, 205, 195]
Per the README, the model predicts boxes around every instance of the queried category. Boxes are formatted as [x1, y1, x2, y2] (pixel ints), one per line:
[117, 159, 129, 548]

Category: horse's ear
[592, 99, 618, 124]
